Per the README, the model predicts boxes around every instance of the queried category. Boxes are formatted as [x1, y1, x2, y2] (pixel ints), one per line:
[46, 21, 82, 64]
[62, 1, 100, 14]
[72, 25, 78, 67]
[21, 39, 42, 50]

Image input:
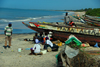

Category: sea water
[0, 8, 74, 34]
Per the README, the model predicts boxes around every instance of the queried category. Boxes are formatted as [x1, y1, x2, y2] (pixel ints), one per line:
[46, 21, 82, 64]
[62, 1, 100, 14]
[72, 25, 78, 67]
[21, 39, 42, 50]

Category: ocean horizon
[0, 8, 74, 34]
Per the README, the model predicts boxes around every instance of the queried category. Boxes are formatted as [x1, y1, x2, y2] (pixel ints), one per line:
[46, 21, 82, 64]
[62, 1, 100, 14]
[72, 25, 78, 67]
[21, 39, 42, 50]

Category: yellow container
[58, 42, 62, 46]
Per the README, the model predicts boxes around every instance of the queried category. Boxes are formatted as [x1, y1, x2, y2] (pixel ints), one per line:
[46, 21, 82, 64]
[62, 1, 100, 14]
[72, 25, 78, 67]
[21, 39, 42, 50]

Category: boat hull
[84, 16, 100, 27]
[22, 22, 100, 46]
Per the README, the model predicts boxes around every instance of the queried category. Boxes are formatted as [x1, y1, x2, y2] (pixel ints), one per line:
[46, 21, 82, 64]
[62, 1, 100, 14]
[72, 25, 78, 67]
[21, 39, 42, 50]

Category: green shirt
[5, 26, 13, 36]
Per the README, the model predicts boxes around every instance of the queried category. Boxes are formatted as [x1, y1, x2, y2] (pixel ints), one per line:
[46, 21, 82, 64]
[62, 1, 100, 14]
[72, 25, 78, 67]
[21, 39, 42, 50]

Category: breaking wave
[0, 14, 64, 22]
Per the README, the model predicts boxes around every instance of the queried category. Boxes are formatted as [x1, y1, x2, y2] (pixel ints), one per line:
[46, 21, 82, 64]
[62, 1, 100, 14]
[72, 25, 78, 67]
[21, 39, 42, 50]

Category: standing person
[4, 23, 13, 49]
[64, 12, 71, 25]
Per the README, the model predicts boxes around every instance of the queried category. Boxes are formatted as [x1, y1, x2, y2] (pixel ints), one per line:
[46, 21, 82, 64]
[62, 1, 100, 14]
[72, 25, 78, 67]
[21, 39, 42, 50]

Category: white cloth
[33, 44, 41, 53]
[46, 40, 53, 47]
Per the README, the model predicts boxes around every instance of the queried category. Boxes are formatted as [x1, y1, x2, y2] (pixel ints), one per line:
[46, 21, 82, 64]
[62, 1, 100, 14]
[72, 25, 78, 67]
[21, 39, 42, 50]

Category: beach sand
[1, 34, 100, 67]
[74, 11, 85, 17]
[0, 11, 100, 67]
[0, 34, 63, 67]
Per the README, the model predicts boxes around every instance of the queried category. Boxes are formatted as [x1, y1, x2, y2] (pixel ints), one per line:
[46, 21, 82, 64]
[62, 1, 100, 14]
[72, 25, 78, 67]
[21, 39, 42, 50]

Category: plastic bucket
[18, 48, 21, 52]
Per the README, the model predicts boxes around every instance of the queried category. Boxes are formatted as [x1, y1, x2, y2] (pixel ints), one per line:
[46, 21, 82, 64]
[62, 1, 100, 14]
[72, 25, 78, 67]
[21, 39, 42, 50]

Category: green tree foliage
[86, 8, 100, 17]
[73, 8, 100, 17]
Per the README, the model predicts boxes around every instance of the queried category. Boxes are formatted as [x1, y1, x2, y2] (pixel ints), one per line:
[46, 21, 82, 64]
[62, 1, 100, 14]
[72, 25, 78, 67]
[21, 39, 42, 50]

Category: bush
[86, 8, 100, 17]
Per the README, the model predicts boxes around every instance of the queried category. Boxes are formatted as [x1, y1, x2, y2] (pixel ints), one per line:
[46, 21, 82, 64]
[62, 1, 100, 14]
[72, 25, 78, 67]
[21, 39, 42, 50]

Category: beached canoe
[73, 15, 100, 27]
[84, 17, 100, 27]
[22, 22, 100, 46]
[85, 15, 100, 21]
[84, 17, 100, 22]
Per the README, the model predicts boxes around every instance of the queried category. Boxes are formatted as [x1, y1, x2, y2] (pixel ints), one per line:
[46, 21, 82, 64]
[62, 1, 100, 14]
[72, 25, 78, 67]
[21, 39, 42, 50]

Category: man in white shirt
[29, 39, 41, 55]
[44, 37, 59, 51]
[46, 38, 53, 47]
[44, 37, 53, 49]
[33, 39, 41, 53]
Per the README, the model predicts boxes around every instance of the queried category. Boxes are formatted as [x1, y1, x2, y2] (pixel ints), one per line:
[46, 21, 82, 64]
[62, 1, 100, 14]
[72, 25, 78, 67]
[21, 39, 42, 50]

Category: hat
[8, 23, 12, 25]
[35, 39, 39, 44]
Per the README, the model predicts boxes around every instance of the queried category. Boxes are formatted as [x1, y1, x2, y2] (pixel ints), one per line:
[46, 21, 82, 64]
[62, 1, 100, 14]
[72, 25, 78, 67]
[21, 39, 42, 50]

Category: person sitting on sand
[42, 32, 48, 44]
[56, 22, 59, 25]
[29, 39, 42, 55]
[33, 33, 39, 43]
[38, 33, 43, 43]
[44, 37, 59, 51]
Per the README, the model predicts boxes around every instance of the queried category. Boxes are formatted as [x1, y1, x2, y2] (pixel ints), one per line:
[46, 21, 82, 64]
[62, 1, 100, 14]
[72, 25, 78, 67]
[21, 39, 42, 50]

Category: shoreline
[2, 11, 100, 67]
[0, 11, 85, 35]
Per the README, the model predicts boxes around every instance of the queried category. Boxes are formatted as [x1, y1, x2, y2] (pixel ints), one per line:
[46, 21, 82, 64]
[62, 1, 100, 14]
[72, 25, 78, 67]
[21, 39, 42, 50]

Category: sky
[0, 0, 100, 10]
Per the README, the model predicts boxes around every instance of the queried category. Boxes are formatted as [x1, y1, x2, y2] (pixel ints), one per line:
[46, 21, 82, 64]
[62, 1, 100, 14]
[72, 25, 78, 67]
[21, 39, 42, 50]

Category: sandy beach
[0, 34, 62, 67]
[1, 33, 100, 67]
[1, 11, 100, 67]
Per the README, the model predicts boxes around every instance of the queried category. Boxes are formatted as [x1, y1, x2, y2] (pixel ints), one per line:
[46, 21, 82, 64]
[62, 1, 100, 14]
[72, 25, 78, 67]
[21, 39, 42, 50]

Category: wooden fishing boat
[22, 22, 100, 46]
[72, 15, 100, 27]
[84, 17, 100, 27]
[85, 15, 100, 21]
[84, 17, 100, 22]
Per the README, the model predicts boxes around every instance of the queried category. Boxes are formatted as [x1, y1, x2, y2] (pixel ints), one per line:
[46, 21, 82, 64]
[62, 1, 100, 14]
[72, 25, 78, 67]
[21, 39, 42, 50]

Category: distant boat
[85, 15, 100, 21]
[73, 15, 100, 27]
[22, 22, 100, 46]
[84, 16, 100, 27]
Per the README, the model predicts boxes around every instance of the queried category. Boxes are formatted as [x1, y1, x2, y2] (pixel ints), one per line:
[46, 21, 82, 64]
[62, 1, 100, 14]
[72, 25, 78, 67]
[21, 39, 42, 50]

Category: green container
[65, 37, 82, 46]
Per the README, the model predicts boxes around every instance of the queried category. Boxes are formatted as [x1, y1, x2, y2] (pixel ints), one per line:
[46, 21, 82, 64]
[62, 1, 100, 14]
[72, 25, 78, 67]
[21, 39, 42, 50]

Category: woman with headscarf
[29, 39, 42, 55]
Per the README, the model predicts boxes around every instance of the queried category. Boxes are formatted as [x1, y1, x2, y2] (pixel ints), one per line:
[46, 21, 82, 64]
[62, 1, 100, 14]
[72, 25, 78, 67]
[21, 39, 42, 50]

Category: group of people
[3, 12, 76, 55]
[3, 23, 59, 55]
[29, 12, 77, 55]
[29, 32, 59, 55]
